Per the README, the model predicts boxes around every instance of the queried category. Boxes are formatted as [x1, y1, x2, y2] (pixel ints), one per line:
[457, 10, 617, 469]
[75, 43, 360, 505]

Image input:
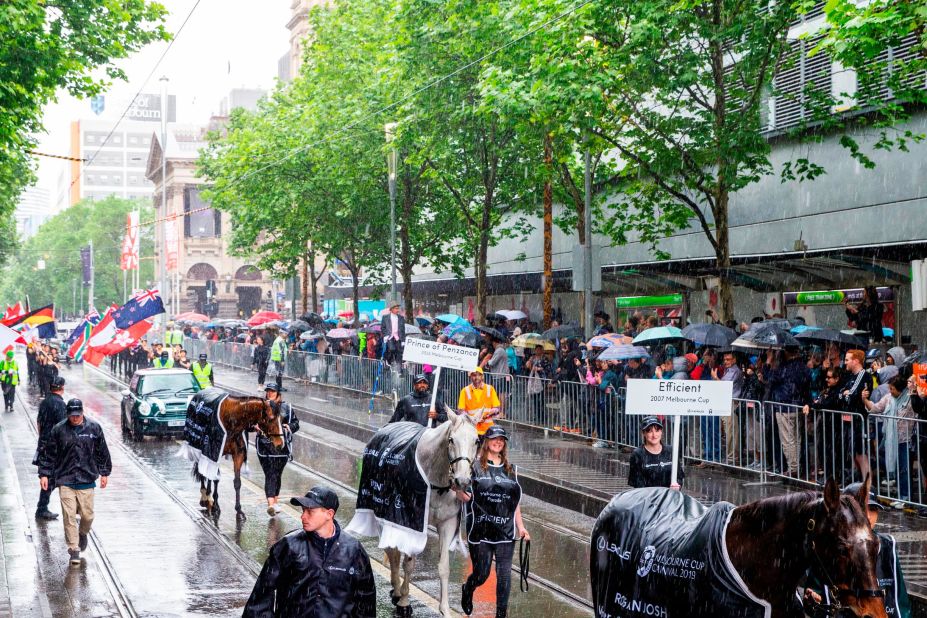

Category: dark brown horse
[192, 395, 283, 520]
[726, 477, 886, 618]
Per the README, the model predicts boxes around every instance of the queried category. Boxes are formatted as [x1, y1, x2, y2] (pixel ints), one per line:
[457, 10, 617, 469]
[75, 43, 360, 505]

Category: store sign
[403, 338, 479, 372]
[784, 287, 893, 306]
[616, 293, 683, 309]
[126, 93, 177, 122]
[625, 379, 733, 417]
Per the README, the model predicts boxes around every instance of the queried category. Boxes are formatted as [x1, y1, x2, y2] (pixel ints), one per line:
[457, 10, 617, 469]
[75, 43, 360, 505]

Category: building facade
[13, 186, 52, 240]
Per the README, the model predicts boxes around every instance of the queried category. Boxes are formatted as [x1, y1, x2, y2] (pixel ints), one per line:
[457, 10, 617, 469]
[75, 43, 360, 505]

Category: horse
[347, 409, 479, 618]
[188, 393, 284, 520]
[590, 477, 886, 618]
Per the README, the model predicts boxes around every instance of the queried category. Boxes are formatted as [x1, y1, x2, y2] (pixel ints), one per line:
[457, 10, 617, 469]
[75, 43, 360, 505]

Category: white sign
[402, 338, 479, 372]
[625, 379, 733, 417]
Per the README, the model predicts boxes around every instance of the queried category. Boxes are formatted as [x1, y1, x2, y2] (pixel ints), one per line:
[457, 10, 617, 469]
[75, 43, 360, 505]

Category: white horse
[351, 408, 479, 617]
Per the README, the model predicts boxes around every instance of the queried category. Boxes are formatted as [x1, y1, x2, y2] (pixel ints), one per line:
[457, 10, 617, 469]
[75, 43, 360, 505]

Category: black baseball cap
[160, 350, 169, 358]
[199, 353, 207, 360]
[413, 373, 429, 385]
[264, 383, 286, 393]
[66, 398, 83, 415]
[640, 416, 663, 431]
[50, 376, 66, 389]
[483, 425, 508, 441]
[291, 486, 339, 512]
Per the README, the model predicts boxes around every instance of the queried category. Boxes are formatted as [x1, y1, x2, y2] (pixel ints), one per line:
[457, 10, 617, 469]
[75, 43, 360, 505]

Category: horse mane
[733, 490, 820, 533]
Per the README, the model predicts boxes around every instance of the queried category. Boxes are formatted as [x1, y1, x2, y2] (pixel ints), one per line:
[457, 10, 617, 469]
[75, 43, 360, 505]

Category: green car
[120, 368, 201, 441]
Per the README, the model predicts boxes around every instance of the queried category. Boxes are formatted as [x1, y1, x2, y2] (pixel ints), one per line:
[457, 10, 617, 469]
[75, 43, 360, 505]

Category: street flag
[2, 303, 24, 322]
[0, 323, 25, 350]
[68, 320, 94, 362]
[95, 320, 153, 357]
[5, 304, 56, 338]
[120, 212, 140, 271]
[111, 287, 165, 330]
[82, 306, 118, 367]
[64, 310, 102, 348]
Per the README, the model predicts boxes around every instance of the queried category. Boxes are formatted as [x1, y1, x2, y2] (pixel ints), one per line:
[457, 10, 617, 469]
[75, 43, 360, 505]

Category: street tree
[0, 0, 168, 263]
[0, 197, 154, 312]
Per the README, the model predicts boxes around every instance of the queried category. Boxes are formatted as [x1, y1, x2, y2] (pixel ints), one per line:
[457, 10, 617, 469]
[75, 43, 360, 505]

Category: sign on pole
[402, 338, 480, 426]
[625, 378, 733, 486]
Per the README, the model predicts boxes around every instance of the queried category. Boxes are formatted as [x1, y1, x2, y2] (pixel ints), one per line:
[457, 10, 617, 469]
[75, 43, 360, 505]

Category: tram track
[87, 364, 594, 613]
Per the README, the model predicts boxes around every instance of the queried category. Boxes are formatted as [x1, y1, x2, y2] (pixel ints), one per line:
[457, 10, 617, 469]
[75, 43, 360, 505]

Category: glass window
[184, 187, 220, 237]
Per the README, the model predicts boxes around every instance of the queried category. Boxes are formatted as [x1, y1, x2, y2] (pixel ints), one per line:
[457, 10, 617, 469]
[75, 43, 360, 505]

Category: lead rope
[519, 538, 530, 592]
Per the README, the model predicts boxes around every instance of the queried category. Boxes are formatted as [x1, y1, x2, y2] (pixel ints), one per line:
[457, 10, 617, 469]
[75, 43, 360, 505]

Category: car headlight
[138, 401, 152, 416]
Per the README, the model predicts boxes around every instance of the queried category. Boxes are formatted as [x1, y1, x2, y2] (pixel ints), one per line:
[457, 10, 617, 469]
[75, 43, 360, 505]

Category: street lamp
[385, 122, 398, 304]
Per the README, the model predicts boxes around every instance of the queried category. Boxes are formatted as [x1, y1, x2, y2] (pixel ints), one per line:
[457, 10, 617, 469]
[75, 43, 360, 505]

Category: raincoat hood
[887, 346, 905, 367]
[877, 365, 899, 384]
[672, 356, 689, 373]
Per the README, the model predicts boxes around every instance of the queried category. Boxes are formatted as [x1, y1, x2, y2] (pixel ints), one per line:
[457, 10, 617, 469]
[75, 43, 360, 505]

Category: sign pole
[428, 366, 442, 429]
[670, 414, 681, 487]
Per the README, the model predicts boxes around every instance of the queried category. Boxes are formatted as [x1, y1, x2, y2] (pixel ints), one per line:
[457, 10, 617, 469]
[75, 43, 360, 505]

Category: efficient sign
[625, 379, 733, 417]
[402, 338, 480, 372]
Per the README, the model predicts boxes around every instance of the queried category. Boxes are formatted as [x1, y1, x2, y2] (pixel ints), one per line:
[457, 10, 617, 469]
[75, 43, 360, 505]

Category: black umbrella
[474, 324, 505, 341]
[732, 324, 799, 350]
[287, 320, 313, 332]
[541, 324, 583, 341]
[682, 323, 737, 347]
[794, 328, 865, 347]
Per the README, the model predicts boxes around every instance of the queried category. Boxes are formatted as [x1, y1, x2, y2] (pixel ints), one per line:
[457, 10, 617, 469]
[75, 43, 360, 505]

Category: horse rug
[590, 487, 770, 618]
[177, 387, 228, 481]
[346, 422, 430, 556]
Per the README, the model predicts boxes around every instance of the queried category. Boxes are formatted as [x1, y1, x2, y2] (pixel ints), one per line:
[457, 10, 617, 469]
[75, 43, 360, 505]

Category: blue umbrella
[789, 324, 818, 334]
[597, 345, 651, 361]
[324, 318, 339, 324]
[632, 326, 685, 345]
[442, 320, 479, 347]
[883, 327, 894, 338]
[416, 316, 435, 327]
[436, 313, 463, 324]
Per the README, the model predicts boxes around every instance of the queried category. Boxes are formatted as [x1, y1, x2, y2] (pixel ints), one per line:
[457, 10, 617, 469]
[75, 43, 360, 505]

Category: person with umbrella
[380, 301, 405, 365]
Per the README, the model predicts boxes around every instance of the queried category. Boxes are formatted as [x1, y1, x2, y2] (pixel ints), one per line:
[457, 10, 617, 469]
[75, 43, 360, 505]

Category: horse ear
[857, 473, 872, 516]
[444, 404, 458, 420]
[823, 477, 841, 513]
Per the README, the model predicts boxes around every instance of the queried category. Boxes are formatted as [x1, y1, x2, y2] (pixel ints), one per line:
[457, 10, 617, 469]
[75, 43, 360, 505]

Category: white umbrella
[496, 310, 527, 320]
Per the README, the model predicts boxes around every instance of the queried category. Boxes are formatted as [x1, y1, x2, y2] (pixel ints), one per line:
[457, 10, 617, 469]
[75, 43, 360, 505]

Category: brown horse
[726, 477, 886, 618]
[590, 477, 886, 618]
[192, 395, 283, 520]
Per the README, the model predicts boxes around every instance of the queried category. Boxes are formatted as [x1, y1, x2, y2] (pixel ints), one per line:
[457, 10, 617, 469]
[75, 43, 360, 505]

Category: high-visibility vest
[192, 362, 212, 388]
[153, 357, 174, 369]
[0, 360, 19, 386]
[271, 338, 286, 362]
[170, 330, 184, 346]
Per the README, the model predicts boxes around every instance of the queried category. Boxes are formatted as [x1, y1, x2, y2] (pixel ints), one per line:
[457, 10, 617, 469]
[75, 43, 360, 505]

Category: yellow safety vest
[153, 357, 174, 369]
[192, 362, 212, 388]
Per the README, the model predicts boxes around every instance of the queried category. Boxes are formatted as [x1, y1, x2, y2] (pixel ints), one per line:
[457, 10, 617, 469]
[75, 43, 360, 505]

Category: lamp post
[385, 122, 398, 304]
[159, 75, 169, 326]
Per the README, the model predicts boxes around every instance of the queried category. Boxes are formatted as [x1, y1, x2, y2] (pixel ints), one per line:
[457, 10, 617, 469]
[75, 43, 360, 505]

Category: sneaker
[273, 504, 283, 514]
[917, 507, 927, 519]
[267, 505, 276, 516]
[881, 478, 896, 488]
[592, 440, 609, 449]
[890, 501, 905, 510]
[69, 549, 81, 565]
[35, 509, 59, 520]
[78, 533, 88, 551]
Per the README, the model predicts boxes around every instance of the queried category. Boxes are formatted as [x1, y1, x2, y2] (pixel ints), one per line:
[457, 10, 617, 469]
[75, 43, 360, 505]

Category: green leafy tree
[0, 197, 154, 313]
[0, 0, 169, 264]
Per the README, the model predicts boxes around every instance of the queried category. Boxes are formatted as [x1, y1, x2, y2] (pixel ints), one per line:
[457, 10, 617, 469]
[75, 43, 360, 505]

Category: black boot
[495, 609, 507, 618]
[461, 584, 474, 616]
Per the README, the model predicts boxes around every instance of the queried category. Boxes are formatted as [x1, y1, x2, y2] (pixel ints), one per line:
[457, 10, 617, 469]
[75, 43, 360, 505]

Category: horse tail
[191, 461, 205, 484]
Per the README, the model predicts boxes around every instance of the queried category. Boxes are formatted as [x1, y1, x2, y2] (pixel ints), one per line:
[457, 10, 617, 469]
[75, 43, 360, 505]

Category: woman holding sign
[454, 426, 529, 618]
[628, 416, 683, 490]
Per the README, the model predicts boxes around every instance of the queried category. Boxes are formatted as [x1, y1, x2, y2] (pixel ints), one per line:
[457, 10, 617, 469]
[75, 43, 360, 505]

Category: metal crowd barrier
[181, 337, 927, 508]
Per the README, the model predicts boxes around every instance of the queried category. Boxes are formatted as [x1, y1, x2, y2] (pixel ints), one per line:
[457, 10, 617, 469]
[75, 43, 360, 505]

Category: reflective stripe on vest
[192, 362, 212, 388]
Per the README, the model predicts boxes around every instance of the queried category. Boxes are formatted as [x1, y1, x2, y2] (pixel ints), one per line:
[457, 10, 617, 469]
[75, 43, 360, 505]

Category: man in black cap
[34, 376, 68, 520]
[388, 373, 447, 426]
[38, 398, 111, 565]
[192, 353, 214, 389]
[256, 383, 299, 516]
[244, 485, 376, 617]
[152, 349, 173, 369]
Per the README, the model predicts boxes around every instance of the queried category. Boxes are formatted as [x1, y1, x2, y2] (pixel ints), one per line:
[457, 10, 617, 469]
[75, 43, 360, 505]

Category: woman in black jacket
[628, 416, 682, 489]
[845, 286, 884, 343]
[252, 336, 270, 385]
[802, 366, 844, 481]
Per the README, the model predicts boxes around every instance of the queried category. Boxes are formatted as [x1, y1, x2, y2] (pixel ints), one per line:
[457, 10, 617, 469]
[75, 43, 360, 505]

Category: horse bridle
[805, 516, 884, 612]
[430, 438, 473, 495]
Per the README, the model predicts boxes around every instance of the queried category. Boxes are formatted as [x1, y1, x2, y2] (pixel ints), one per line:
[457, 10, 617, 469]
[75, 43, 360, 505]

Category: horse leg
[399, 554, 415, 612]
[436, 516, 457, 618]
[385, 548, 403, 606]
[211, 480, 220, 515]
[233, 451, 245, 520]
[199, 477, 208, 508]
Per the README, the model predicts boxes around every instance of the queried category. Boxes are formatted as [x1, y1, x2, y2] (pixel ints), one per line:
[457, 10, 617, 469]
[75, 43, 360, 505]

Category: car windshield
[139, 373, 198, 396]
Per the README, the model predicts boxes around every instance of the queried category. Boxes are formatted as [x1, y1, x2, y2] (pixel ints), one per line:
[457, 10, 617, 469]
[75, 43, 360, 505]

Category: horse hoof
[236, 511, 246, 521]
[395, 606, 413, 618]
[389, 590, 400, 606]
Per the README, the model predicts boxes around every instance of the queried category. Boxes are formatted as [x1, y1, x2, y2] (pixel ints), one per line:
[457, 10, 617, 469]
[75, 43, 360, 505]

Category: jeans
[701, 416, 721, 462]
[466, 541, 515, 612]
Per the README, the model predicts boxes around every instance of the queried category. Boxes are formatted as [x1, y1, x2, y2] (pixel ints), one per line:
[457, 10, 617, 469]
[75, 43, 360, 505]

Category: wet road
[1, 362, 588, 617]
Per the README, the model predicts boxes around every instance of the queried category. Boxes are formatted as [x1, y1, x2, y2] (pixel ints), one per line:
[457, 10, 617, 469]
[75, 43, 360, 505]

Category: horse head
[257, 399, 285, 450]
[444, 406, 479, 492]
[808, 477, 886, 618]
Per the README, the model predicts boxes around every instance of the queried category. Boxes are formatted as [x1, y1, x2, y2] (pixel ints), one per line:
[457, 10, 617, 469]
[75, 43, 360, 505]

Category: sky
[34, 0, 292, 203]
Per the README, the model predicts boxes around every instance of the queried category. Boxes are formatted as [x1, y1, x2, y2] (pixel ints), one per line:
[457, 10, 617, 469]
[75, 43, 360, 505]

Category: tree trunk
[400, 186, 415, 323]
[302, 247, 309, 314]
[475, 233, 489, 324]
[543, 132, 553, 329]
[402, 264, 414, 324]
[715, 190, 734, 322]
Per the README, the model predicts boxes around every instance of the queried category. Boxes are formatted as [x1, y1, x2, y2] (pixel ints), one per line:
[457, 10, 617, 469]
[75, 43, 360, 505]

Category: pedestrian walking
[380, 300, 406, 365]
[627, 416, 683, 490]
[192, 353, 214, 389]
[244, 485, 376, 617]
[270, 330, 287, 390]
[252, 335, 270, 385]
[34, 376, 68, 520]
[256, 383, 299, 516]
[37, 398, 111, 565]
[389, 374, 447, 426]
[454, 426, 529, 618]
[1, 349, 20, 412]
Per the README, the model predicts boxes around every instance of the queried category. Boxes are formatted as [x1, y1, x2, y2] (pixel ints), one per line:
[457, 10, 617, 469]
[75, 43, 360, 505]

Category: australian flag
[112, 287, 165, 329]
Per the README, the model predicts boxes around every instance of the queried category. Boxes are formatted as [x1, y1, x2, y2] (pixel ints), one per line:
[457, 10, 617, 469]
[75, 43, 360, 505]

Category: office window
[184, 187, 221, 237]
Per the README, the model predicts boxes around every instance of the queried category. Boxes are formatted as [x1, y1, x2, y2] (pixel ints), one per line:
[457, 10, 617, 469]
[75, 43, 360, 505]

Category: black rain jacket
[35, 393, 68, 461]
[388, 389, 446, 426]
[243, 523, 376, 618]
[38, 417, 112, 485]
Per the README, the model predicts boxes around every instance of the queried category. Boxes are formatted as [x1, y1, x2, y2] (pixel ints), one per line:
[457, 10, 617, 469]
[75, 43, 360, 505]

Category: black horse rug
[591, 487, 771, 618]
[346, 422, 430, 556]
[177, 387, 228, 481]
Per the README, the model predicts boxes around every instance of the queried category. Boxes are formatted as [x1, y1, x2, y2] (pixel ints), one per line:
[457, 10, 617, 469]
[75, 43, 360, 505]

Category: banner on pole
[402, 338, 479, 372]
[121, 212, 140, 271]
[80, 246, 92, 284]
[625, 379, 733, 417]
